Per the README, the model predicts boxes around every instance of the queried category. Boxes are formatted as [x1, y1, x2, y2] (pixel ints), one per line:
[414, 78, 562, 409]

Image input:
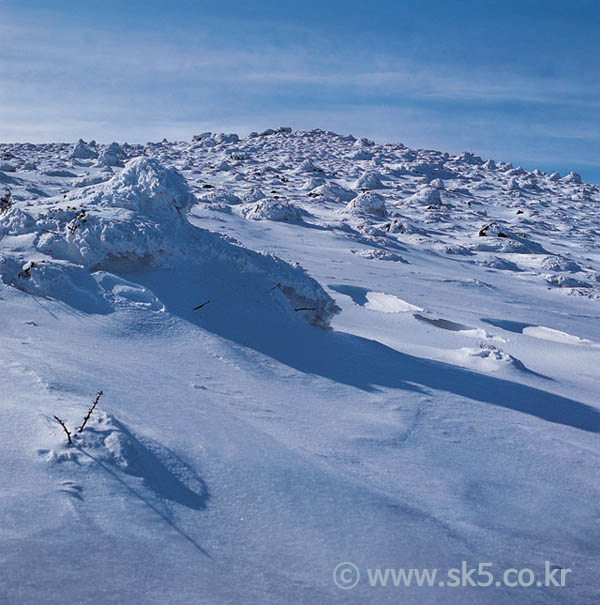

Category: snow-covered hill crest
[1, 129, 599, 604]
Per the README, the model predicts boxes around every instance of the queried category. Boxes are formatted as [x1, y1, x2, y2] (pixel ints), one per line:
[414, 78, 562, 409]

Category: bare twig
[193, 300, 211, 311]
[53, 415, 72, 445]
[78, 391, 103, 433]
[294, 306, 317, 312]
[18, 261, 36, 279]
[478, 222, 495, 237]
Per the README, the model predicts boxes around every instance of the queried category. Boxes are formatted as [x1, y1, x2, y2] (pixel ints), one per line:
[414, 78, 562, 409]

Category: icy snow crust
[1, 130, 600, 604]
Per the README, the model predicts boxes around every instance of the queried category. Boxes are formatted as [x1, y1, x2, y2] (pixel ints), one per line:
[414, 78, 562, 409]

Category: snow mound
[240, 187, 266, 204]
[406, 186, 442, 206]
[506, 177, 520, 191]
[70, 139, 98, 160]
[452, 151, 483, 165]
[97, 142, 124, 167]
[72, 174, 110, 188]
[562, 171, 582, 184]
[480, 256, 522, 271]
[384, 217, 425, 235]
[68, 157, 195, 217]
[414, 314, 499, 340]
[428, 178, 446, 190]
[474, 222, 547, 254]
[352, 171, 384, 190]
[540, 255, 581, 273]
[309, 182, 355, 202]
[456, 344, 533, 374]
[351, 248, 408, 262]
[522, 325, 594, 345]
[0, 161, 16, 172]
[343, 191, 387, 217]
[295, 159, 322, 174]
[347, 148, 373, 160]
[195, 132, 239, 147]
[543, 274, 590, 288]
[43, 168, 77, 178]
[302, 176, 325, 190]
[41, 411, 209, 509]
[241, 198, 304, 222]
[198, 188, 242, 205]
[364, 291, 423, 312]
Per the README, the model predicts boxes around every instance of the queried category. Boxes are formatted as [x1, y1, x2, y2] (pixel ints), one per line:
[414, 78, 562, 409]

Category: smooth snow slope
[0, 130, 599, 604]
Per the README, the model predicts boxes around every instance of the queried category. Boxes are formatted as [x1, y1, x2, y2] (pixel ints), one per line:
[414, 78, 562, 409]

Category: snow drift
[0, 157, 338, 326]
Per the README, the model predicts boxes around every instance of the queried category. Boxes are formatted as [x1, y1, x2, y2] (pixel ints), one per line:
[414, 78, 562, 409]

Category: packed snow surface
[1, 129, 599, 604]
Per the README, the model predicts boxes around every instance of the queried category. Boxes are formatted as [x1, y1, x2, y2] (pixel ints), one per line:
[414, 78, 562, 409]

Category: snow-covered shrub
[295, 159, 322, 173]
[506, 178, 519, 191]
[302, 176, 325, 190]
[544, 274, 590, 288]
[344, 191, 387, 217]
[0, 162, 16, 172]
[352, 171, 384, 190]
[97, 142, 125, 167]
[451, 151, 483, 165]
[540, 256, 581, 273]
[198, 188, 241, 205]
[97, 150, 121, 167]
[351, 248, 407, 262]
[70, 139, 98, 160]
[474, 222, 547, 254]
[241, 187, 266, 204]
[562, 171, 582, 184]
[214, 159, 232, 171]
[405, 186, 442, 206]
[480, 256, 522, 271]
[241, 198, 304, 222]
[309, 182, 355, 202]
[347, 148, 373, 161]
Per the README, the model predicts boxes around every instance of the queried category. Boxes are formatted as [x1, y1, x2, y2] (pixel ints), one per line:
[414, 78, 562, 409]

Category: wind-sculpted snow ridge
[0, 156, 339, 326]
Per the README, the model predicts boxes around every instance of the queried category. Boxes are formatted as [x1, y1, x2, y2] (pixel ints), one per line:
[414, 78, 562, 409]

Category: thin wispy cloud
[0, 1, 598, 180]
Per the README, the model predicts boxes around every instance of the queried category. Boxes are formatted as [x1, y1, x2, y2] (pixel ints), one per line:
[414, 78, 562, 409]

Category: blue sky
[1, 0, 599, 181]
